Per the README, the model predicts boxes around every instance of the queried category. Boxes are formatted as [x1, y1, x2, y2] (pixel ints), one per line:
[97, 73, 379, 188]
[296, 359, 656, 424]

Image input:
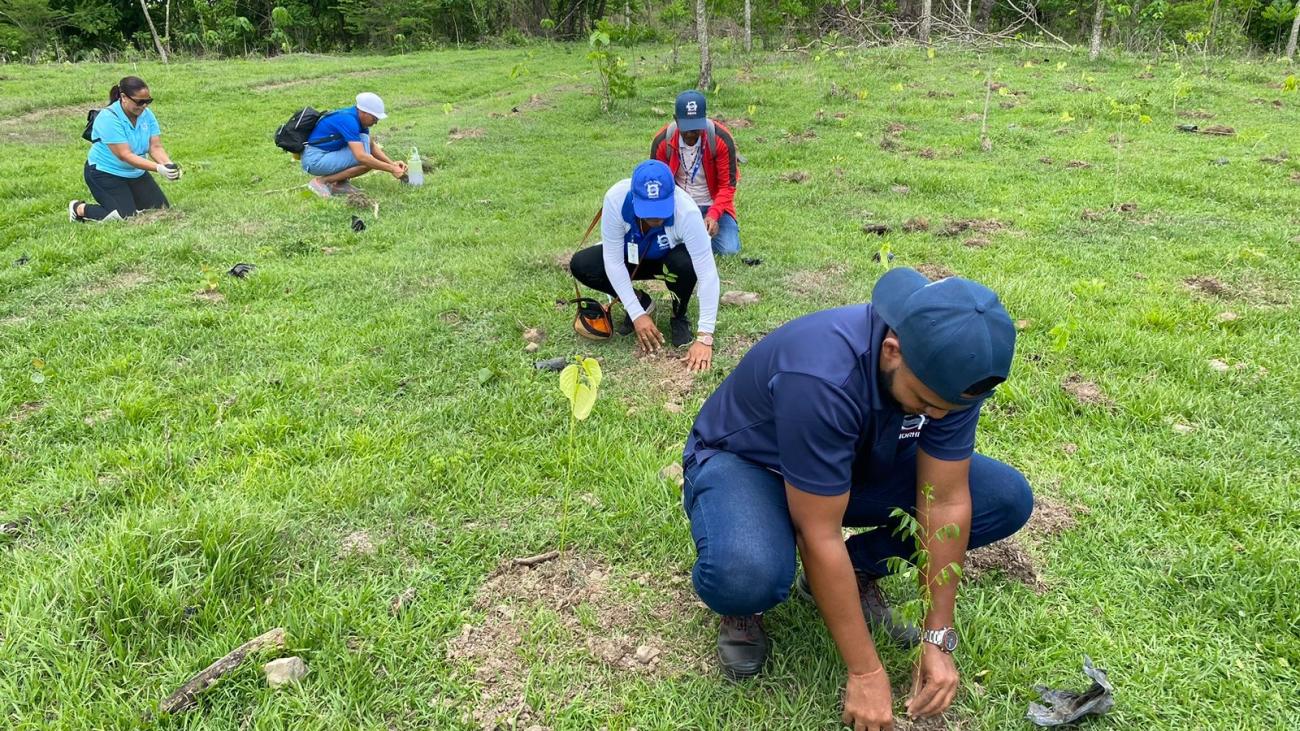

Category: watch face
[942, 629, 959, 652]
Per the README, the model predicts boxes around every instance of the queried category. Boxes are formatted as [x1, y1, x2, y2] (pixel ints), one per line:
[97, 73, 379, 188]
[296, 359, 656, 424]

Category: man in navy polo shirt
[682, 268, 1033, 729]
[301, 92, 407, 198]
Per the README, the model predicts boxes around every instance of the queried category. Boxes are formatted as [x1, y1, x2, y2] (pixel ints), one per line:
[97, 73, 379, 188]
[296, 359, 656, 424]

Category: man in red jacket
[650, 91, 742, 255]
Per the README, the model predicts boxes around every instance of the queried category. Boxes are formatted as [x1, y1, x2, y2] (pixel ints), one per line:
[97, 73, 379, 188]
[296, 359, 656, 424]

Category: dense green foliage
[2, 0, 1297, 62]
[2, 44, 1298, 729]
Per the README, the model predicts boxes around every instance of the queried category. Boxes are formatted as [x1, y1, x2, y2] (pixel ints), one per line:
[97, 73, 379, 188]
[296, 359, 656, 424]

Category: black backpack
[274, 107, 337, 154]
[82, 109, 101, 143]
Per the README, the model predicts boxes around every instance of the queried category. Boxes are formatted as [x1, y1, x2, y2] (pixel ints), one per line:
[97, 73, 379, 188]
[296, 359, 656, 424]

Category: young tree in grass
[695, 0, 710, 89]
[1089, 0, 1105, 61]
[919, 0, 932, 43]
[1287, 0, 1300, 60]
[137, 0, 168, 62]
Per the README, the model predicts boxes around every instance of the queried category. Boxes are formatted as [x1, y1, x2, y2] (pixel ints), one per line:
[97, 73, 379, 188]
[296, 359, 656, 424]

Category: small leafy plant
[883, 486, 962, 648]
[587, 30, 635, 113]
[557, 357, 602, 549]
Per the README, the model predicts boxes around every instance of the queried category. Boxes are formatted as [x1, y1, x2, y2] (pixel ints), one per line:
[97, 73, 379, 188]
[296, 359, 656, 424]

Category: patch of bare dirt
[0, 102, 92, 129]
[1026, 494, 1084, 539]
[193, 289, 225, 304]
[786, 263, 849, 298]
[781, 171, 810, 184]
[891, 185, 911, 195]
[784, 129, 817, 144]
[128, 207, 184, 225]
[447, 553, 705, 730]
[721, 291, 761, 306]
[964, 541, 1045, 592]
[1183, 275, 1228, 297]
[1259, 151, 1289, 165]
[915, 263, 956, 281]
[917, 147, 937, 159]
[448, 127, 486, 142]
[938, 219, 1003, 237]
[1062, 375, 1115, 409]
[902, 217, 930, 233]
[963, 237, 990, 248]
[339, 530, 378, 558]
[1200, 125, 1236, 136]
[716, 117, 753, 128]
[617, 349, 697, 403]
[1065, 160, 1092, 169]
[958, 113, 982, 123]
[1039, 156, 1054, 165]
[12, 401, 44, 422]
[82, 270, 151, 298]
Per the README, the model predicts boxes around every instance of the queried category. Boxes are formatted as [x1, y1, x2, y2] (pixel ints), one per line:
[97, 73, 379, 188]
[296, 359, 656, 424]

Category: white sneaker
[68, 200, 82, 222]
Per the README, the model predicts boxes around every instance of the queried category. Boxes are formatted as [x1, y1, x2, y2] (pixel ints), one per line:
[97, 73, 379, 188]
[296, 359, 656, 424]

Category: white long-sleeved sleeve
[676, 201, 719, 334]
[599, 186, 646, 321]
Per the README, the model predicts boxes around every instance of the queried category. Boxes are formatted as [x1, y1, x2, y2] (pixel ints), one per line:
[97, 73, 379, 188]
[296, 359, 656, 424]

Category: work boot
[795, 571, 920, 647]
[617, 290, 655, 336]
[717, 614, 769, 681]
[670, 316, 694, 347]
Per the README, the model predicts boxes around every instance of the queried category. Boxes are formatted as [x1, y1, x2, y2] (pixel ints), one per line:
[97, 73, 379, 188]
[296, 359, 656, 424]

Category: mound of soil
[447, 553, 705, 729]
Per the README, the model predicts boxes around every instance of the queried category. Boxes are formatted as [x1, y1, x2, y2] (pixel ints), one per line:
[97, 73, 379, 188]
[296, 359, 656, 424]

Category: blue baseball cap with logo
[630, 159, 676, 219]
[871, 267, 1016, 407]
[674, 90, 709, 132]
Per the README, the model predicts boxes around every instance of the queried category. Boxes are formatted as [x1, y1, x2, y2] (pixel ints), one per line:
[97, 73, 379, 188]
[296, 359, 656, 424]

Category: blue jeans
[682, 451, 1033, 617]
[701, 205, 741, 255]
[301, 134, 370, 176]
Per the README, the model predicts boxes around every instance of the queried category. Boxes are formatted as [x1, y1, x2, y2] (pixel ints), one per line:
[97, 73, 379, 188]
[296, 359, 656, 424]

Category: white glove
[156, 162, 182, 181]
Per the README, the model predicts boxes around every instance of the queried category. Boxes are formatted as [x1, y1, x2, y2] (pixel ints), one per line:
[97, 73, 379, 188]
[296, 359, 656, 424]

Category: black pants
[569, 244, 697, 319]
[82, 163, 169, 221]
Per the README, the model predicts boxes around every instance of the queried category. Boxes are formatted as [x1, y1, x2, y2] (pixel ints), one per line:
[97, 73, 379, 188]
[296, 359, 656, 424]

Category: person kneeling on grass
[302, 92, 406, 198]
[69, 76, 179, 223]
[681, 268, 1034, 730]
[569, 160, 720, 372]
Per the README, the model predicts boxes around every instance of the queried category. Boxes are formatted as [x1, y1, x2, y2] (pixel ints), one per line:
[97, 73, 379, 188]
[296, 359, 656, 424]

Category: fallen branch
[980, 70, 993, 151]
[513, 550, 560, 567]
[159, 627, 287, 713]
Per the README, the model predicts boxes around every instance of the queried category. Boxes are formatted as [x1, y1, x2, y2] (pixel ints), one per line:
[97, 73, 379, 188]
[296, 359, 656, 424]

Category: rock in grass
[1208, 359, 1231, 373]
[659, 463, 684, 487]
[721, 291, 761, 306]
[263, 657, 308, 688]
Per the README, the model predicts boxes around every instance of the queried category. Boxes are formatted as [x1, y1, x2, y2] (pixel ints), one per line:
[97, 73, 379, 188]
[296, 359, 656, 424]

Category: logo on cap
[686, 100, 699, 115]
[645, 180, 662, 198]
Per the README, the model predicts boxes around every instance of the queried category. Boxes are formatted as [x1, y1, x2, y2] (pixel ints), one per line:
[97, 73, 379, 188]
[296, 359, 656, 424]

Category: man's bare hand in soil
[633, 314, 665, 353]
[682, 340, 712, 371]
[907, 644, 959, 718]
[843, 666, 894, 731]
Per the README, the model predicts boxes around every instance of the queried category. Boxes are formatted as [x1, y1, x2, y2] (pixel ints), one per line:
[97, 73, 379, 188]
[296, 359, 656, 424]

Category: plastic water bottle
[406, 147, 424, 186]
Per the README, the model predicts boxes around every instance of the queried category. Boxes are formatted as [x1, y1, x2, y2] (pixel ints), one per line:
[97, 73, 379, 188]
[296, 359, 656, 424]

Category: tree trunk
[1089, 0, 1105, 61]
[164, 0, 171, 51]
[918, 0, 931, 43]
[1206, 0, 1219, 53]
[695, 0, 711, 89]
[975, 0, 994, 32]
[137, 0, 169, 63]
[1287, 0, 1300, 60]
[744, 0, 752, 52]
[624, 0, 630, 29]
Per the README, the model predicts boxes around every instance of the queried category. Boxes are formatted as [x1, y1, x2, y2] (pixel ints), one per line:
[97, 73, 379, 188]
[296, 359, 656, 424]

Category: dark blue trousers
[682, 451, 1033, 617]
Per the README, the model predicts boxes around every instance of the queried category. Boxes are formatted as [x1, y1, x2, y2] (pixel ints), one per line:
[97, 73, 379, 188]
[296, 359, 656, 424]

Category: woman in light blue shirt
[69, 76, 180, 222]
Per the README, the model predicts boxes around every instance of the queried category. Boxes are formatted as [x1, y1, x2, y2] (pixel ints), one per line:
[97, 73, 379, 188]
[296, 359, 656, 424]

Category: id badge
[627, 242, 640, 265]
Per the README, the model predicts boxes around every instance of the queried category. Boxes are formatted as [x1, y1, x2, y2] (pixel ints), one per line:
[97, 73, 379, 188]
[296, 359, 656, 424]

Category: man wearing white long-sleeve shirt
[569, 160, 720, 372]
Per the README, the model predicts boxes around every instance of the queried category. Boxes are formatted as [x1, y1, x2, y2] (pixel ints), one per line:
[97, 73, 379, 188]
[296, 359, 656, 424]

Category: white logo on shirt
[898, 414, 928, 440]
[645, 180, 662, 198]
[657, 233, 671, 251]
[686, 100, 699, 115]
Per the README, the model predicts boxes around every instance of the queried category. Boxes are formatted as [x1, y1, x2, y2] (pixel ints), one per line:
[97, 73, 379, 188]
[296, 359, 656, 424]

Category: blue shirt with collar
[307, 106, 367, 153]
[87, 101, 160, 179]
[684, 304, 983, 496]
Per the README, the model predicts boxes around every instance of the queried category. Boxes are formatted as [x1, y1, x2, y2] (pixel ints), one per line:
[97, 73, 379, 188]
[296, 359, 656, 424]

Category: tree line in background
[2, 0, 1298, 63]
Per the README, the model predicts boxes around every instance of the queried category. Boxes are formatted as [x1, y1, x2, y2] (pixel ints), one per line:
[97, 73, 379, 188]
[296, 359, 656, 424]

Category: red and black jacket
[650, 119, 740, 223]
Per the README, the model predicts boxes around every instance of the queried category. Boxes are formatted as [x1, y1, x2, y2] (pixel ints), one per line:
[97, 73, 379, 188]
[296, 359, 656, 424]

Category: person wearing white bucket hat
[301, 92, 407, 198]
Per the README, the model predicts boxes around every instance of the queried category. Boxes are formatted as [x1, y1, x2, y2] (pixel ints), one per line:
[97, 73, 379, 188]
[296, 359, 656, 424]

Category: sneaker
[616, 290, 655, 336]
[307, 178, 332, 198]
[68, 200, 84, 222]
[795, 570, 919, 647]
[670, 316, 693, 347]
[717, 614, 769, 680]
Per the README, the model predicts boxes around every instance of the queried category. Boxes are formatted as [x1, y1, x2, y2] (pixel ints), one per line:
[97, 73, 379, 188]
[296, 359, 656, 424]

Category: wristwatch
[922, 627, 959, 654]
[695, 333, 714, 347]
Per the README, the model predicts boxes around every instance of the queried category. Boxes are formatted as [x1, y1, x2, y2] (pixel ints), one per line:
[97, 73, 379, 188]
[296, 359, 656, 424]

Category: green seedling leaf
[560, 358, 602, 420]
[477, 367, 494, 385]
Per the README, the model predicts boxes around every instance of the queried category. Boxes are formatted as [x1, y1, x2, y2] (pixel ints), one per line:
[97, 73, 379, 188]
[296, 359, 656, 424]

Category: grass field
[1, 42, 1298, 730]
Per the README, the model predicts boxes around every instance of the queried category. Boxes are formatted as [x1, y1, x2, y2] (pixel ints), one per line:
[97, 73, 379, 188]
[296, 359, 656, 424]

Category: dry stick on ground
[1001, 0, 1075, 48]
[513, 550, 560, 567]
[159, 627, 287, 713]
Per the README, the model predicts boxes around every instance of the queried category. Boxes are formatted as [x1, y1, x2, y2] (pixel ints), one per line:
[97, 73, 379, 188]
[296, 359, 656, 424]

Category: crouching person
[682, 268, 1034, 728]
[70, 76, 179, 222]
[569, 160, 720, 372]
[302, 92, 406, 198]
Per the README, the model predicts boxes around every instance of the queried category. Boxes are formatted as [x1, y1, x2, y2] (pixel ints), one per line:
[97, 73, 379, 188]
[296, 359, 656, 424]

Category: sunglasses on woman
[123, 93, 154, 106]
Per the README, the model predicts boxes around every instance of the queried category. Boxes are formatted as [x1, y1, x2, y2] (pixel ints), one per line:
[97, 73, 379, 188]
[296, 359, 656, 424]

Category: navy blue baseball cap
[871, 267, 1015, 406]
[630, 160, 675, 219]
[674, 90, 708, 132]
